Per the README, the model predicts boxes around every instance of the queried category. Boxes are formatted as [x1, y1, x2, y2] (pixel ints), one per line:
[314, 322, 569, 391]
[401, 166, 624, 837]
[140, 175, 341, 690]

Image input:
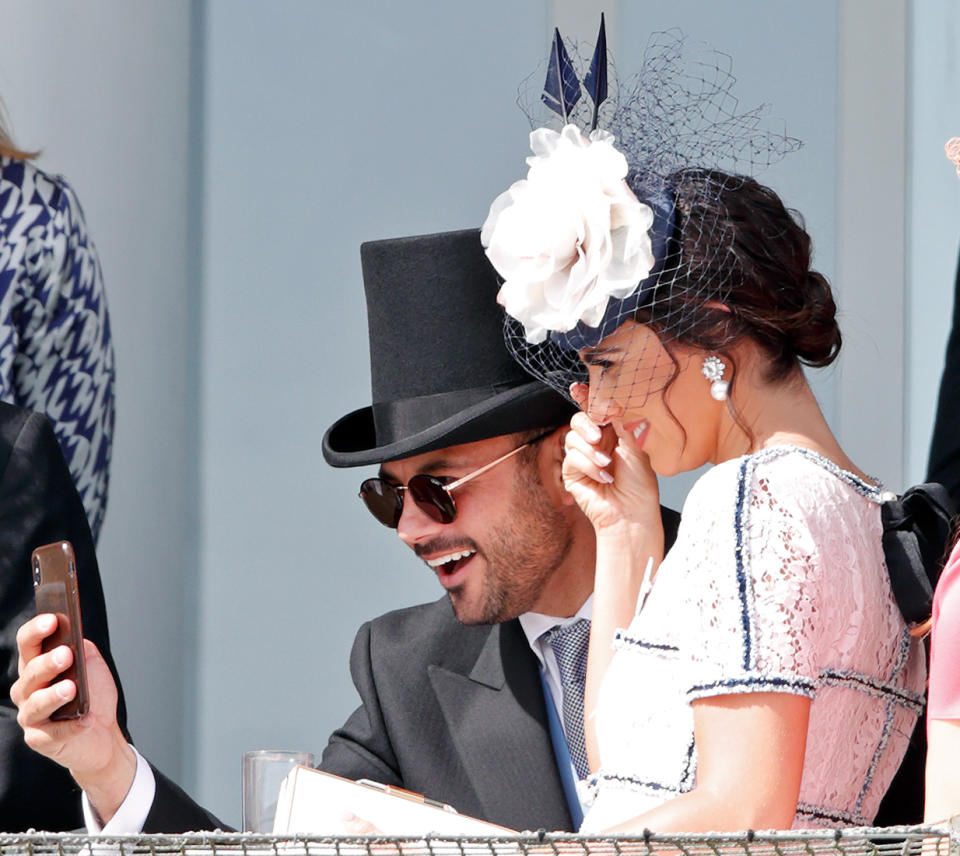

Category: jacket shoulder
[363, 597, 501, 674]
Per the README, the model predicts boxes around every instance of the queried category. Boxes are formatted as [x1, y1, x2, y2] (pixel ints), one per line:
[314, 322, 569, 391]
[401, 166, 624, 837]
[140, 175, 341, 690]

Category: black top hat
[322, 229, 577, 467]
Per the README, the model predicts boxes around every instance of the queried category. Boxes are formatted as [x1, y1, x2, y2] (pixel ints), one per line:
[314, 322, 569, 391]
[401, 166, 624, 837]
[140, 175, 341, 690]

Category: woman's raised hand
[563, 383, 661, 534]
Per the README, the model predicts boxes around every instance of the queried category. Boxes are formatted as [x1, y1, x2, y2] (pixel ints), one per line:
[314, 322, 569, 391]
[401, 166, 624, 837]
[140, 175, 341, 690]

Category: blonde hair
[0, 100, 38, 160]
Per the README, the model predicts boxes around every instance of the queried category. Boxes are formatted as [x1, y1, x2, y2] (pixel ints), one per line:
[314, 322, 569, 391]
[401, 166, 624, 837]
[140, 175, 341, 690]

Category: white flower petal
[483, 124, 657, 339]
[529, 126, 562, 158]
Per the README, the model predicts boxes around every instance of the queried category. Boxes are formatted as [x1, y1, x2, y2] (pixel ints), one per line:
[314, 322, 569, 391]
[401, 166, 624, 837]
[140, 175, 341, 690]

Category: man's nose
[395, 493, 447, 547]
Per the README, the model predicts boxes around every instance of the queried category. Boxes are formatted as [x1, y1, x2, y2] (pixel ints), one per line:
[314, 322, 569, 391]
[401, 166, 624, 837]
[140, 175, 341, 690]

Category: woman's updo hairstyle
[641, 168, 841, 383]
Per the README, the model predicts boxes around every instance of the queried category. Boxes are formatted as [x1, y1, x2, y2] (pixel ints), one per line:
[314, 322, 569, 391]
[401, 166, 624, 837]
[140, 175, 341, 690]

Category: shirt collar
[518, 594, 594, 667]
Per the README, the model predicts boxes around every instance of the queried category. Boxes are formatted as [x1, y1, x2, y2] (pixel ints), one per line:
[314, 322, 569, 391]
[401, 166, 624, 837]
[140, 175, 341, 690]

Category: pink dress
[581, 446, 926, 831]
[929, 539, 960, 721]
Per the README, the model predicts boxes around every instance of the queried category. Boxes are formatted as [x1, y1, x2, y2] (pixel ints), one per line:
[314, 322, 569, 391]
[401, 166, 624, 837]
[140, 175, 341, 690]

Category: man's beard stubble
[456, 458, 573, 625]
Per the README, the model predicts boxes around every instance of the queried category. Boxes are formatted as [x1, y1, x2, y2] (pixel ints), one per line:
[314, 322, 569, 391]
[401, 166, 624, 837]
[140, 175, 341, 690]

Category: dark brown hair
[626, 170, 841, 447]
[643, 168, 841, 383]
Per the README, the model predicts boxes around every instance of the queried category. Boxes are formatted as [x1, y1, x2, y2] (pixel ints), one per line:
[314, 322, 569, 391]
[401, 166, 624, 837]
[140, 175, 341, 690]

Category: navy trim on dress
[818, 668, 924, 714]
[734, 456, 753, 670]
[595, 772, 686, 796]
[613, 630, 678, 654]
[688, 674, 817, 698]
[796, 802, 865, 826]
[679, 735, 697, 790]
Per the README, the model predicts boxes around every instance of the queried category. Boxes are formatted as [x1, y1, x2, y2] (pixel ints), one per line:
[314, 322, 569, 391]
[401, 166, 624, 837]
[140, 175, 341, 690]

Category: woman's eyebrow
[582, 346, 622, 363]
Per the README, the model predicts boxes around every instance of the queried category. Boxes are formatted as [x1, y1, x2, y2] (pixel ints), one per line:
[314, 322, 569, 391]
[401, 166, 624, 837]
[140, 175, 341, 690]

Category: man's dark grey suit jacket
[146, 599, 576, 832]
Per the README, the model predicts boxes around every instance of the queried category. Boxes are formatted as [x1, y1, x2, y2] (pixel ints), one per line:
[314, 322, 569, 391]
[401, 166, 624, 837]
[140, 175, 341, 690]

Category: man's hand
[11, 614, 136, 824]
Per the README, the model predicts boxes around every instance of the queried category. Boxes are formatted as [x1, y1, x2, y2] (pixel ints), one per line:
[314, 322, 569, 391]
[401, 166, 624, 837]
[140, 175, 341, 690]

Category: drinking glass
[241, 749, 316, 832]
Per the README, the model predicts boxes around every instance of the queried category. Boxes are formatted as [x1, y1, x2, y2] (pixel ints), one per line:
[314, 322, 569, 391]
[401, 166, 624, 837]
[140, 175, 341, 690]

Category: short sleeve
[929, 542, 960, 720]
[684, 454, 821, 703]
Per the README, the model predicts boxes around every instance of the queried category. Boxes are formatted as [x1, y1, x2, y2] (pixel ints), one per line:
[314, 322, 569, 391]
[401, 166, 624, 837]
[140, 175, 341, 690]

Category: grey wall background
[1, 0, 958, 830]
[907, 0, 960, 478]
[1, 1, 199, 786]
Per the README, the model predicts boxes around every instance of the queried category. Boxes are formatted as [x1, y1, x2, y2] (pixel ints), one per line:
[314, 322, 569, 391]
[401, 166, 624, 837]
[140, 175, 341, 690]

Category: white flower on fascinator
[481, 124, 655, 344]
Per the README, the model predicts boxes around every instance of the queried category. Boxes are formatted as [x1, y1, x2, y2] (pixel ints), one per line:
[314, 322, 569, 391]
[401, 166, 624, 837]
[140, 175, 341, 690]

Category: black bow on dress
[881, 482, 956, 626]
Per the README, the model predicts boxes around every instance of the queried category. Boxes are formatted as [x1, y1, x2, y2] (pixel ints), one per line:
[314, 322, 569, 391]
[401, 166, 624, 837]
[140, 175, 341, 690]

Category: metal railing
[0, 825, 956, 856]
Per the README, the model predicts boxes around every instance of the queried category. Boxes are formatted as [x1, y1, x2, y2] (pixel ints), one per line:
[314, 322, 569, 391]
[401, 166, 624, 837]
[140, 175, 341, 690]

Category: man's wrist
[73, 731, 137, 826]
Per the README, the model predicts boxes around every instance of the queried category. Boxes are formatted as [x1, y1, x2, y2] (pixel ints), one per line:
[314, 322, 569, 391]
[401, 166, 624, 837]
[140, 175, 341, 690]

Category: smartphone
[32, 540, 89, 720]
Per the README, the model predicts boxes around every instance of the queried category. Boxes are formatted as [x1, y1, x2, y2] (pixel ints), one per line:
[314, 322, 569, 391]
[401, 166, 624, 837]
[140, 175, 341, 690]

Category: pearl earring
[701, 355, 729, 401]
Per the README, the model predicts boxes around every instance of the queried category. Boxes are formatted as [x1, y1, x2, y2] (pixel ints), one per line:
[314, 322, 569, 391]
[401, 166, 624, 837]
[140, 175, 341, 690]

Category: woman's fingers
[564, 443, 614, 485]
[569, 410, 604, 444]
[569, 381, 588, 409]
[565, 415, 617, 484]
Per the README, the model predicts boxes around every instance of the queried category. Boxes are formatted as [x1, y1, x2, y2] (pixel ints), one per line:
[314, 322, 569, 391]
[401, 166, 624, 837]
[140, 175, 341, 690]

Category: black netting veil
[495, 29, 801, 416]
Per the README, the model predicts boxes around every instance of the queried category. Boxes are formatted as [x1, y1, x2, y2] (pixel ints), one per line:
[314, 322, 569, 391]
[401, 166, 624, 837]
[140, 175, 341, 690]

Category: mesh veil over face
[484, 30, 801, 418]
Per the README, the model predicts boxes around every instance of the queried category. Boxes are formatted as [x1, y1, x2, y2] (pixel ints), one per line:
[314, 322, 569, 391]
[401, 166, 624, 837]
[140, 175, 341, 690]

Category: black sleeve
[927, 246, 960, 507]
[318, 621, 403, 786]
[143, 766, 228, 833]
[0, 407, 129, 831]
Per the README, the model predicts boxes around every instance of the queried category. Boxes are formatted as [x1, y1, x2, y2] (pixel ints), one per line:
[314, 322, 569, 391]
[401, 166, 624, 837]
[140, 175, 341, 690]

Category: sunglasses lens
[408, 475, 457, 524]
[359, 479, 402, 528]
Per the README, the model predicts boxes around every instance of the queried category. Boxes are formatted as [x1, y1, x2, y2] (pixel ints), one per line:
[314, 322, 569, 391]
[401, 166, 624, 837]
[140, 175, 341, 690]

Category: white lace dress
[580, 446, 926, 832]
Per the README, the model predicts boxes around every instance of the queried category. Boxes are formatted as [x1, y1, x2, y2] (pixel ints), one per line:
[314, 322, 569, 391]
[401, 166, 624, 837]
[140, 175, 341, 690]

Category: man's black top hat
[322, 229, 577, 467]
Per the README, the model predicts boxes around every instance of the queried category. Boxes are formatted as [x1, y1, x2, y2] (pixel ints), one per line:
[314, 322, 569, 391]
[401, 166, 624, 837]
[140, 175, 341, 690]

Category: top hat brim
[322, 379, 576, 468]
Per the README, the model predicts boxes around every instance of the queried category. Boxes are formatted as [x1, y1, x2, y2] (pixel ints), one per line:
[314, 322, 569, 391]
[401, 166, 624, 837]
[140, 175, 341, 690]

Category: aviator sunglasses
[359, 430, 554, 528]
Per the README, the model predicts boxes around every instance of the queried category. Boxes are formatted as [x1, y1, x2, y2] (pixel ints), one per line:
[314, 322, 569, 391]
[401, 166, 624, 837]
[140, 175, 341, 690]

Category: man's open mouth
[426, 548, 477, 577]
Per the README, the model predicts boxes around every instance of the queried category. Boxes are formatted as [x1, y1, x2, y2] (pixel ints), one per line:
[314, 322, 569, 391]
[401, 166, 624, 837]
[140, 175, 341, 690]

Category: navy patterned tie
[545, 618, 591, 780]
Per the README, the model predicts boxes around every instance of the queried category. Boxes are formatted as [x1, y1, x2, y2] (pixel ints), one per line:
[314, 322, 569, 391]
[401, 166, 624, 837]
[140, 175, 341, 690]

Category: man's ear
[541, 425, 578, 506]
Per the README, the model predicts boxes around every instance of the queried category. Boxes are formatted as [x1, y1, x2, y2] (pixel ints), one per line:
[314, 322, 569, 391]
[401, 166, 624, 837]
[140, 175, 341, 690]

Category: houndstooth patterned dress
[0, 156, 115, 541]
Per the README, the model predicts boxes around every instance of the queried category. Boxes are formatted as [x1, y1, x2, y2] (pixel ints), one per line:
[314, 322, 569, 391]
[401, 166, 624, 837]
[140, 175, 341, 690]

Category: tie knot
[545, 618, 591, 685]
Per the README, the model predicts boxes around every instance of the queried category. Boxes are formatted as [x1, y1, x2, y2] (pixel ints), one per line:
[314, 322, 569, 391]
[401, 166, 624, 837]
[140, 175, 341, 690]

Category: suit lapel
[429, 619, 574, 832]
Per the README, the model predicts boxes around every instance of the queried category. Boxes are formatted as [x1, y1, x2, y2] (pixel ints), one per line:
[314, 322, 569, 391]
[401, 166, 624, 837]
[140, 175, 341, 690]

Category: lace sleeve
[683, 454, 822, 703]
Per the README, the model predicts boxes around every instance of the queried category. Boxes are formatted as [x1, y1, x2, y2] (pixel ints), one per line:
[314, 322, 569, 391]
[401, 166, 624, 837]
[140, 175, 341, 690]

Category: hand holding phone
[13, 580, 134, 824]
[32, 540, 89, 720]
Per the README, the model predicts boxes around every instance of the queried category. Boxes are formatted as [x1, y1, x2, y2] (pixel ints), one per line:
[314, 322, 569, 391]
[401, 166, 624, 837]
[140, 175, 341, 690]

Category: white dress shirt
[82, 744, 155, 833]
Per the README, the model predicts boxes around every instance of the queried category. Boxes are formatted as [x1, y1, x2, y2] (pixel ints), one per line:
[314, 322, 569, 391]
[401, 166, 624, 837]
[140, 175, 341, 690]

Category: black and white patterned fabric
[545, 618, 591, 780]
[0, 157, 115, 541]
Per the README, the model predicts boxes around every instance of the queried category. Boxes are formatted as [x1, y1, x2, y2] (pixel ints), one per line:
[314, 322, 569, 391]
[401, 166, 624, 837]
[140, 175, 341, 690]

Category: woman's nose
[586, 382, 623, 425]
